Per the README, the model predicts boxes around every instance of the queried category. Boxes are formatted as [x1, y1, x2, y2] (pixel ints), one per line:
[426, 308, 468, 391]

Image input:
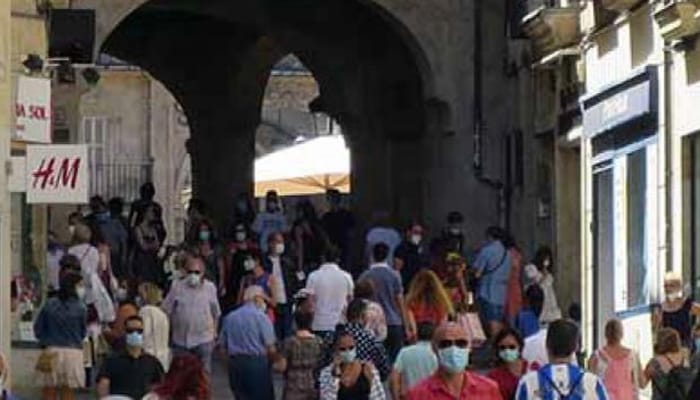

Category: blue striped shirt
[515, 363, 609, 400]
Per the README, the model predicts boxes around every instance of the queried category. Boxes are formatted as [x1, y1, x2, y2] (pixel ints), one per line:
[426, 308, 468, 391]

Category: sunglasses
[126, 328, 144, 334]
[338, 346, 355, 352]
[498, 345, 518, 351]
[187, 270, 202, 275]
[437, 339, 469, 349]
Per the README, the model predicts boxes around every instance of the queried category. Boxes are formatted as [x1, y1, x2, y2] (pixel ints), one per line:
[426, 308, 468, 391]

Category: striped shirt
[515, 363, 609, 400]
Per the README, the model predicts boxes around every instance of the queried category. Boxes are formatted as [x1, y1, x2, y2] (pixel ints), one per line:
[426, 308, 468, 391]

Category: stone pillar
[0, 0, 11, 363]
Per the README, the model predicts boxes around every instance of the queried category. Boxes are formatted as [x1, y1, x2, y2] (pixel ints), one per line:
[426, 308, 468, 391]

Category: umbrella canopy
[254, 135, 351, 197]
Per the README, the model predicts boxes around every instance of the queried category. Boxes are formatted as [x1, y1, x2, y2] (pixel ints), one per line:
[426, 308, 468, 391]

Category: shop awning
[254, 135, 350, 197]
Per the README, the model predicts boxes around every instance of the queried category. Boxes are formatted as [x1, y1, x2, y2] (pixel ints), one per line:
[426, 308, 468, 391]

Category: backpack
[656, 355, 694, 400]
[538, 366, 585, 400]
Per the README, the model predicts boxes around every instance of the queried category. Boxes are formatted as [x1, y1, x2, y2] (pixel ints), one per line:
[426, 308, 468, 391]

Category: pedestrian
[47, 231, 66, 292]
[588, 319, 643, 400]
[321, 189, 355, 270]
[237, 252, 277, 321]
[67, 224, 99, 310]
[231, 191, 256, 232]
[643, 327, 694, 400]
[472, 226, 511, 337]
[128, 182, 163, 238]
[394, 222, 429, 290]
[487, 328, 536, 400]
[435, 211, 466, 256]
[390, 322, 438, 399]
[191, 219, 225, 295]
[264, 232, 303, 340]
[442, 253, 468, 313]
[34, 272, 87, 400]
[88, 196, 128, 284]
[185, 198, 208, 245]
[305, 246, 354, 346]
[354, 279, 388, 342]
[292, 199, 327, 274]
[343, 299, 391, 380]
[92, 228, 119, 300]
[0, 352, 18, 400]
[652, 272, 700, 348]
[96, 316, 164, 399]
[691, 367, 700, 400]
[359, 243, 408, 362]
[405, 270, 454, 342]
[515, 319, 608, 400]
[523, 246, 562, 324]
[502, 233, 523, 324]
[514, 284, 544, 340]
[162, 254, 221, 373]
[102, 298, 138, 351]
[138, 282, 171, 370]
[319, 328, 386, 400]
[365, 213, 401, 268]
[219, 285, 277, 400]
[142, 353, 210, 400]
[275, 310, 324, 400]
[252, 190, 288, 253]
[406, 321, 502, 399]
[691, 324, 700, 371]
[224, 223, 257, 312]
[132, 204, 164, 285]
[108, 197, 129, 233]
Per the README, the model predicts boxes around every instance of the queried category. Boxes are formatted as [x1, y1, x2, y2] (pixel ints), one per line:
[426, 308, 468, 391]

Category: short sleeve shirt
[472, 240, 511, 306]
[219, 303, 276, 356]
[98, 351, 164, 399]
[407, 371, 503, 400]
[394, 342, 438, 391]
[360, 264, 403, 326]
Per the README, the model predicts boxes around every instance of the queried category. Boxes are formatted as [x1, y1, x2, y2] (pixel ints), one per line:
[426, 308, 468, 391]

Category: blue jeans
[228, 354, 274, 400]
[477, 297, 505, 325]
[172, 341, 215, 373]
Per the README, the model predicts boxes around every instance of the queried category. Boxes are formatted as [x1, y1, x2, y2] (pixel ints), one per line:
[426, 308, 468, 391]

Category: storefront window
[683, 134, 700, 300]
[626, 149, 648, 308]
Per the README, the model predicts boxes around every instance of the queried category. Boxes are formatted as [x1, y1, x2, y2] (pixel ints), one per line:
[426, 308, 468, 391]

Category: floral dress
[282, 335, 323, 400]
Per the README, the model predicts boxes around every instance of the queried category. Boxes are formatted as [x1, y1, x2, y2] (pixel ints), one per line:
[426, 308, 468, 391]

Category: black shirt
[98, 350, 164, 399]
[394, 241, 429, 289]
[321, 209, 355, 253]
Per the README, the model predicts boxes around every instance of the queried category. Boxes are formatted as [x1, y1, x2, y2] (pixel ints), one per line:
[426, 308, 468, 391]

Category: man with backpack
[515, 319, 609, 400]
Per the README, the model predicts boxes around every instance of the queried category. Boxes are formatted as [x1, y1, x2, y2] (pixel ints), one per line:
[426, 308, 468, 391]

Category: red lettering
[55, 157, 81, 189]
[15, 104, 26, 118]
[29, 106, 47, 120]
[31, 157, 56, 189]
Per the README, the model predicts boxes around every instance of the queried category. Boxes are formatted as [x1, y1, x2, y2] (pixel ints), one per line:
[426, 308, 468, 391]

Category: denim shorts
[478, 298, 505, 324]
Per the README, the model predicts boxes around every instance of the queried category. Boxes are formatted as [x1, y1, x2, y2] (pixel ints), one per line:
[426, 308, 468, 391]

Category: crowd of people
[0, 184, 698, 400]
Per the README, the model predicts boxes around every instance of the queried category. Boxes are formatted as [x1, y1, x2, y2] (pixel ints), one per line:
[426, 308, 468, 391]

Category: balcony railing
[89, 161, 153, 201]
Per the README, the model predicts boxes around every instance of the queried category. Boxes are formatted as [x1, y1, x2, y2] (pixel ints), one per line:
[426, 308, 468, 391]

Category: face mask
[499, 349, 520, 363]
[438, 346, 470, 374]
[135, 296, 145, 307]
[97, 212, 110, 222]
[543, 259, 551, 268]
[69, 225, 76, 236]
[667, 291, 683, 301]
[256, 301, 267, 313]
[274, 243, 285, 255]
[267, 202, 278, 212]
[172, 269, 184, 280]
[235, 232, 247, 242]
[695, 338, 700, 350]
[244, 259, 256, 272]
[126, 332, 144, 348]
[116, 287, 128, 301]
[76, 286, 86, 300]
[199, 231, 211, 242]
[410, 234, 422, 245]
[449, 227, 461, 236]
[187, 274, 201, 287]
[340, 348, 357, 363]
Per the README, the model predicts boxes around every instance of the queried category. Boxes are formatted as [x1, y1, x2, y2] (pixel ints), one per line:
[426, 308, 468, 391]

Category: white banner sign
[14, 76, 52, 143]
[8, 157, 26, 192]
[26, 145, 89, 204]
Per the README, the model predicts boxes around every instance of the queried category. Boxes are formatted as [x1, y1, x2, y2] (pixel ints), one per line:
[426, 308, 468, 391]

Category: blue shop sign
[581, 66, 658, 138]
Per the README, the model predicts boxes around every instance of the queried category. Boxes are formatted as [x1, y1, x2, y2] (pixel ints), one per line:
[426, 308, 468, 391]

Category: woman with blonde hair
[589, 319, 643, 400]
[405, 270, 454, 342]
[138, 282, 171, 370]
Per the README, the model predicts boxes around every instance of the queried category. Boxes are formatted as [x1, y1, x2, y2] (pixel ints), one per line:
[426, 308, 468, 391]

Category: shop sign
[26, 144, 89, 204]
[14, 76, 52, 143]
[582, 67, 658, 139]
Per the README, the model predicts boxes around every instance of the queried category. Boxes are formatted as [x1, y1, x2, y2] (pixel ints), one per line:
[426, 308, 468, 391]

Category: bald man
[406, 322, 502, 400]
[162, 254, 221, 373]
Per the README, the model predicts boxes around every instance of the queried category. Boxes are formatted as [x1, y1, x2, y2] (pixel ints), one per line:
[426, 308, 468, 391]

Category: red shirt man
[406, 322, 503, 400]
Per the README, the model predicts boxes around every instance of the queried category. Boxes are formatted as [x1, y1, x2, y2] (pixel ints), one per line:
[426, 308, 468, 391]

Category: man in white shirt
[305, 246, 354, 342]
[264, 232, 302, 341]
[522, 324, 578, 367]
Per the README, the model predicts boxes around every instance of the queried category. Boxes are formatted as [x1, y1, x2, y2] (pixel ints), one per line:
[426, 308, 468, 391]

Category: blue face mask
[499, 348, 520, 363]
[199, 231, 211, 242]
[695, 338, 700, 351]
[126, 332, 144, 348]
[438, 346, 470, 373]
[340, 348, 357, 363]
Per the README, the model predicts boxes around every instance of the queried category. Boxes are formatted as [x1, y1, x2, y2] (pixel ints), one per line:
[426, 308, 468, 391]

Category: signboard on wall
[14, 76, 52, 143]
[26, 145, 89, 204]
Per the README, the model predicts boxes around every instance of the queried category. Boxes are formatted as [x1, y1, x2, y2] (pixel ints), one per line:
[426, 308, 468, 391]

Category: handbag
[35, 350, 57, 373]
[456, 312, 486, 348]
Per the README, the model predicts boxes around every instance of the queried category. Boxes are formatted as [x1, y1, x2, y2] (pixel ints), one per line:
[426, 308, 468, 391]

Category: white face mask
[667, 290, 683, 301]
[235, 232, 247, 242]
[76, 286, 86, 300]
[274, 243, 285, 255]
[116, 288, 128, 301]
[69, 225, 76, 236]
[244, 259, 256, 272]
[256, 300, 267, 313]
[187, 273, 202, 287]
[410, 234, 422, 245]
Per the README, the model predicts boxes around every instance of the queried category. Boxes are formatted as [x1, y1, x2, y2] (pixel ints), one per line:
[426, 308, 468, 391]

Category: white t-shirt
[306, 263, 354, 331]
[270, 256, 287, 305]
[522, 327, 579, 367]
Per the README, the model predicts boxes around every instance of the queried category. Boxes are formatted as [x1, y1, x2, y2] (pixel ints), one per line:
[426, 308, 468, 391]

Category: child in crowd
[514, 284, 544, 339]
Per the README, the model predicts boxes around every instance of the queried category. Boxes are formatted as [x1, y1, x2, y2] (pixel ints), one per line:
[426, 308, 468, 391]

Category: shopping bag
[35, 350, 57, 373]
[457, 312, 486, 348]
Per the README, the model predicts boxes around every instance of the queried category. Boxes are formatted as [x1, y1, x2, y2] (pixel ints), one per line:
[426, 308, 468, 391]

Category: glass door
[593, 165, 614, 347]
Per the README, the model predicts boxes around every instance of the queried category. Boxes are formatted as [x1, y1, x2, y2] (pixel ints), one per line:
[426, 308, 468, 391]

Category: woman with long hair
[292, 200, 327, 273]
[132, 204, 163, 285]
[405, 270, 454, 342]
[143, 353, 210, 400]
[34, 272, 87, 400]
[138, 282, 171, 370]
[486, 328, 536, 400]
